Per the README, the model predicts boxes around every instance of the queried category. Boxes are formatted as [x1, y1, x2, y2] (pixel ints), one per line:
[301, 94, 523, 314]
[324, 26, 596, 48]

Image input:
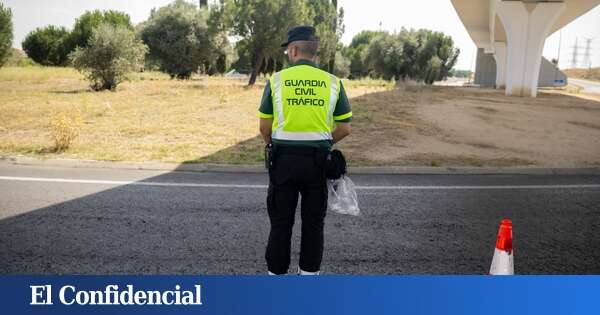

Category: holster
[317, 148, 347, 180]
[264, 143, 275, 170]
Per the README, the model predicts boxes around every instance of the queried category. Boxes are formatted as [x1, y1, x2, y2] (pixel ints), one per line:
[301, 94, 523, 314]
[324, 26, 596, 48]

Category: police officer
[258, 26, 353, 275]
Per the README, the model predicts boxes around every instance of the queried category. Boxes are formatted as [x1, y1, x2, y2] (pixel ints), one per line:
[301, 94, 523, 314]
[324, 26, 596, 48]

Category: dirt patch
[338, 85, 600, 167]
[475, 106, 499, 114]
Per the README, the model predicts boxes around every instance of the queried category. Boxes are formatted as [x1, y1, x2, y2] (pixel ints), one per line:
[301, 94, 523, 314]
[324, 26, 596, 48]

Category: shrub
[0, 3, 13, 67]
[70, 23, 147, 91]
[139, 0, 214, 79]
[333, 51, 350, 78]
[22, 25, 71, 66]
[49, 112, 82, 152]
[66, 10, 133, 52]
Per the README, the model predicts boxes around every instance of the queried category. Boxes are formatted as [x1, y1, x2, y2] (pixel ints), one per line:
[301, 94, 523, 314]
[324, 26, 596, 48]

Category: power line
[570, 37, 579, 68]
[581, 37, 596, 69]
[568, 37, 597, 69]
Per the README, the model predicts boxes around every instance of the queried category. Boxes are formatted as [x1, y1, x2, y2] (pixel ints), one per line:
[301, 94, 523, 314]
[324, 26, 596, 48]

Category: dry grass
[49, 112, 83, 152]
[563, 68, 600, 82]
[2, 66, 599, 167]
[0, 66, 388, 164]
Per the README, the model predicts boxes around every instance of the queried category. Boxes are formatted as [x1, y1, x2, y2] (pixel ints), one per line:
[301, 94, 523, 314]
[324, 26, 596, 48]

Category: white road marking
[0, 176, 266, 188]
[0, 176, 599, 190]
[356, 184, 600, 190]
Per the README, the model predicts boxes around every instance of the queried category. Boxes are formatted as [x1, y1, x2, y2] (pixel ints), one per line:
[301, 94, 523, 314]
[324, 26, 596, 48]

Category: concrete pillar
[474, 48, 497, 87]
[494, 1, 565, 97]
[492, 42, 506, 89]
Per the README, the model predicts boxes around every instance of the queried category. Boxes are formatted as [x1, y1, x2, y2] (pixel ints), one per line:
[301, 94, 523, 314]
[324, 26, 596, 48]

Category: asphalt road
[1, 163, 599, 275]
[569, 78, 600, 94]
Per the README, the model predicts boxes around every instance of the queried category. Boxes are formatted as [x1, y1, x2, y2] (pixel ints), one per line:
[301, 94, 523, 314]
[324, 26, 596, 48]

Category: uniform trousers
[265, 145, 328, 274]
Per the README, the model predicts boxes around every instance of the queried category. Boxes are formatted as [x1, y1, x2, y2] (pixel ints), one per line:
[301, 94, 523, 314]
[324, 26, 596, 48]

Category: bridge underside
[452, 0, 600, 97]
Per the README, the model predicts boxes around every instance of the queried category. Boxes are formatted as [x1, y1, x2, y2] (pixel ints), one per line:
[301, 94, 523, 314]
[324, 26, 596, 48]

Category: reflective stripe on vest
[270, 65, 340, 141]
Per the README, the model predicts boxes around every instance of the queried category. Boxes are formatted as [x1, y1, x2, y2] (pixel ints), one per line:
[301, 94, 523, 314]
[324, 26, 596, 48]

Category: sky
[4, 0, 600, 70]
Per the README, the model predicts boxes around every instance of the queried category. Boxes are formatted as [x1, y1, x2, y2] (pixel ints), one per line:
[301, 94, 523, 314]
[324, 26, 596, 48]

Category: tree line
[343, 30, 460, 83]
[0, 0, 460, 91]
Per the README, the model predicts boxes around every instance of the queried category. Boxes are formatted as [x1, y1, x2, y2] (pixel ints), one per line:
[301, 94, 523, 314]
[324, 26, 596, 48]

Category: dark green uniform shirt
[258, 59, 352, 148]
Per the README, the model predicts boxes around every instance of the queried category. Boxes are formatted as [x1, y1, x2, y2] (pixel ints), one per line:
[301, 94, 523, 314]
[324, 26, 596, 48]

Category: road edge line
[2, 156, 600, 175]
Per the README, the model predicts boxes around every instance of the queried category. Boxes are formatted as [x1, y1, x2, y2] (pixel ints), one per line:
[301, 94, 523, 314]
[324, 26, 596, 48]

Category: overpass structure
[451, 0, 600, 97]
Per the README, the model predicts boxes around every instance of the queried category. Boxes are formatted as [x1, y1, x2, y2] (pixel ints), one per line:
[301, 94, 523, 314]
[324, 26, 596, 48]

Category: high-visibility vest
[269, 65, 341, 141]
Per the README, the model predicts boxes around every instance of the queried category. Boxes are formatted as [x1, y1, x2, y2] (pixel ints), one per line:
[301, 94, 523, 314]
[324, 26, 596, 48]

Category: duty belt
[274, 145, 327, 157]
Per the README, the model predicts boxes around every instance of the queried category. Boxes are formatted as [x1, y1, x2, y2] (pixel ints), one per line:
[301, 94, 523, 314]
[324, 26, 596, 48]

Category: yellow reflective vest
[268, 64, 341, 141]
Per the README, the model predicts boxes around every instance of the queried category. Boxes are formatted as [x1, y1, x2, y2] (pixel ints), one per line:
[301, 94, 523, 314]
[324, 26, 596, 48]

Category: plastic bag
[327, 175, 360, 216]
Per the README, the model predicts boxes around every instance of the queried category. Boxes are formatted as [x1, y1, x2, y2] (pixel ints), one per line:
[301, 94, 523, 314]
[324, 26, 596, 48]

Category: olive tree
[70, 23, 147, 91]
[343, 30, 385, 78]
[139, 0, 215, 79]
[348, 28, 459, 83]
[366, 32, 404, 80]
[67, 10, 133, 51]
[333, 51, 350, 78]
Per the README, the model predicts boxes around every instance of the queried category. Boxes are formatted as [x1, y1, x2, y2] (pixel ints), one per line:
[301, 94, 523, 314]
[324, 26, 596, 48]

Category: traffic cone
[489, 219, 514, 275]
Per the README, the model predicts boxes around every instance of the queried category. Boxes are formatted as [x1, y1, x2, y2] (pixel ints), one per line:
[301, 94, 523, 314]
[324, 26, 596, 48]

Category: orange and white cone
[489, 219, 514, 275]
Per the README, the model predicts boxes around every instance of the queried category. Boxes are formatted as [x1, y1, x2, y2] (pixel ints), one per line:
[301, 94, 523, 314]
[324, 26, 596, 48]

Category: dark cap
[281, 26, 320, 47]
